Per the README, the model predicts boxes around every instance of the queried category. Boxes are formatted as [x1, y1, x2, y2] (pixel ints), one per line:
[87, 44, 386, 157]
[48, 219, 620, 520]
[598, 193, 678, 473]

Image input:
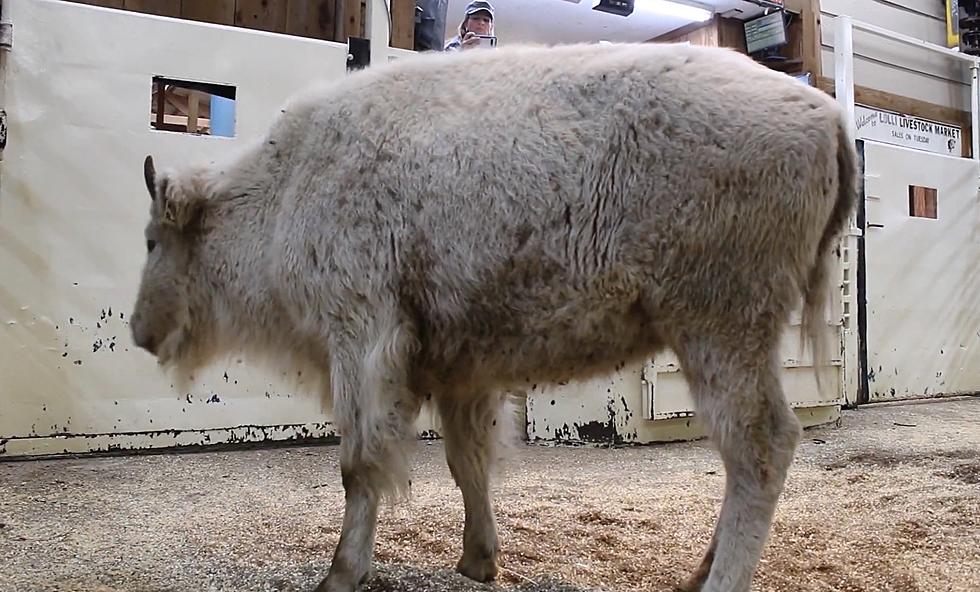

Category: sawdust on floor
[1, 397, 978, 592]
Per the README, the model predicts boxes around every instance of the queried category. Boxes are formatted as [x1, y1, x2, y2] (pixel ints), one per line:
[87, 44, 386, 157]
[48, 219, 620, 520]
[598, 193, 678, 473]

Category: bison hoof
[313, 567, 373, 592]
[457, 550, 499, 583]
[673, 576, 704, 592]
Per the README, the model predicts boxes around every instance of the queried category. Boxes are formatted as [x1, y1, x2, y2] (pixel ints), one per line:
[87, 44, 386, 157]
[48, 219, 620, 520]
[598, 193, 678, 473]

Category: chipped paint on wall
[0, 422, 339, 459]
[527, 343, 844, 446]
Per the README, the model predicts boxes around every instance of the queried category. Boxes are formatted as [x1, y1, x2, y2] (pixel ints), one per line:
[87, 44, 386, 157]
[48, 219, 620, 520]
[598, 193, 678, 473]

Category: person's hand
[460, 31, 480, 50]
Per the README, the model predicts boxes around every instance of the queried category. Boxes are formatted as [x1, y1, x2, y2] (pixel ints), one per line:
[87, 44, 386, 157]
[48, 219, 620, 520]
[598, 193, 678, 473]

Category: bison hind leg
[435, 389, 522, 583]
[674, 325, 802, 592]
[315, 310, 424, 592]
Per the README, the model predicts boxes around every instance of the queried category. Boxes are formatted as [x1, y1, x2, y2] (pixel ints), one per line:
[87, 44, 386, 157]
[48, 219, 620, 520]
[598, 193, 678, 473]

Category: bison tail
[800, 115, 859, 397]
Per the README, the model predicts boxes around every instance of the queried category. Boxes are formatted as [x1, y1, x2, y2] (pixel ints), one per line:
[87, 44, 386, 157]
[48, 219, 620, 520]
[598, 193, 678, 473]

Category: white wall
[821, 0, 972, 111]
[0, 0, 438, 458]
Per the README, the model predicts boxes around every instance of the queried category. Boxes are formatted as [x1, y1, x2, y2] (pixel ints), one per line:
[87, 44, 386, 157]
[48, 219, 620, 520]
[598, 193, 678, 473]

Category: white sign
[854, 105, 962, 157]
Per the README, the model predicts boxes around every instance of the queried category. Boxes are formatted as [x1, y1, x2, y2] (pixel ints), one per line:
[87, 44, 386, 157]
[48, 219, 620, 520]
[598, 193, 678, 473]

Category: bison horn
[143, 155, 156, 201]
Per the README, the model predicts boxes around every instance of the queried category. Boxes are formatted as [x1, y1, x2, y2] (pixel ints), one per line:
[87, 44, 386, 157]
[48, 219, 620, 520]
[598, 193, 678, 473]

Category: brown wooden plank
[154, 80, 167, 130]
[796, 0, 823, 81]
[67, 0, 126, 8]
[123, 0, 181, 18]
[817, 76, 973, 158]
[182, 0, 236, 25]
[285, 0, 337, 41]
[339, 0, 363, 39]
[235, 0, 288, 33]
[390, 0, 415, 50]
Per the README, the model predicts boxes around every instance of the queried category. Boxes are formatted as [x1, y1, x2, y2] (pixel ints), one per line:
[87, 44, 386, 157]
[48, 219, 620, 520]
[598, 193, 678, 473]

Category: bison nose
[131, 323, 158, 356]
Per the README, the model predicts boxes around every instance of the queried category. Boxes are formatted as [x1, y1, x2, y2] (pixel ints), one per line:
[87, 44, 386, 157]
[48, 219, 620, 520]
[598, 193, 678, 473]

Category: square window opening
[150, 77, 236, 137]
[908, 185, 938, 219]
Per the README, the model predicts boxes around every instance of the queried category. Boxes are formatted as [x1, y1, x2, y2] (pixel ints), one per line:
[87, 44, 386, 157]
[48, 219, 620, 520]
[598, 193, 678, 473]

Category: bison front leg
[315, 317, 422, 592]
[675, 331, 802, 592]
[436, 392, 512, 583]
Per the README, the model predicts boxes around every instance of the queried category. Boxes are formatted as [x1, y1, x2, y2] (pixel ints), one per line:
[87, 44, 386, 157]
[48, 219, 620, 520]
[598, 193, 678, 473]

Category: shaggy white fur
[130, 41, 858, 592]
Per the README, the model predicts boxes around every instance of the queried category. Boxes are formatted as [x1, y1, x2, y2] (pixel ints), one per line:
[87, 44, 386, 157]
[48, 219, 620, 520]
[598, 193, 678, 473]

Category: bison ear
[143, 155, 157, 201]
[162, 190, 203, 229]
[160, 172, 206, 230]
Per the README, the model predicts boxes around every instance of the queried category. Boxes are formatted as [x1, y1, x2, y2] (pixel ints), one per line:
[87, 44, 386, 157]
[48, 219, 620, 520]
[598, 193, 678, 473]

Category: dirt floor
[1, 396, 978, 592]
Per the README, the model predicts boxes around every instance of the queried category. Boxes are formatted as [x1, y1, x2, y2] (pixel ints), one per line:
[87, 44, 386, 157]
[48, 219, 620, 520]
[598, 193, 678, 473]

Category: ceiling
[444, 0, 772, 46]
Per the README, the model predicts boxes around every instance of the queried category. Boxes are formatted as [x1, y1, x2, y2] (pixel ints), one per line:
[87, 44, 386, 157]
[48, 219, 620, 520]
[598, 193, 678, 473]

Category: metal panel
[0, 0, 437, 458]
[862, 141, 980, 402]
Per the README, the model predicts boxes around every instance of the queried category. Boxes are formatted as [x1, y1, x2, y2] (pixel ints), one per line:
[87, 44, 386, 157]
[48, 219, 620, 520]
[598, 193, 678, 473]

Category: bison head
[130, 155, 208, 369]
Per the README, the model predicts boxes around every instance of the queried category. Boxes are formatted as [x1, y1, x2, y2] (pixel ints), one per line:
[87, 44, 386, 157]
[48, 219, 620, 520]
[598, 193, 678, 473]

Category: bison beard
[129, 41, 857, 592]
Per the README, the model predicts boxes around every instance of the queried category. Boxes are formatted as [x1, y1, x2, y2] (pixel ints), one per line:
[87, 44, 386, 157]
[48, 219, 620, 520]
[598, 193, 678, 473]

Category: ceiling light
[636, 0, 713, 22]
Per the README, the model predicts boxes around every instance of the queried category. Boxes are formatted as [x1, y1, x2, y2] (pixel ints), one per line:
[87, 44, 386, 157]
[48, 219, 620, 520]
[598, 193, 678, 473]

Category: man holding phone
[444, 0, 496, 51]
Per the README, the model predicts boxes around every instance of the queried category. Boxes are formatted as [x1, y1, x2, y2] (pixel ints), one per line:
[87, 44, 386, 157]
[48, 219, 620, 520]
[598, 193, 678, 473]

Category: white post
[833, 15, 860, 407]
[365, 0, 390, 66]
[835, 15, 856, 138]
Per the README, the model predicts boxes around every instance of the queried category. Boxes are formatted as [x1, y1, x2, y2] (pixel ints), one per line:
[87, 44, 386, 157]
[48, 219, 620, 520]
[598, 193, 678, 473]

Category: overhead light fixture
[592, 0, 634, 17]
[636, 0, 713, 22]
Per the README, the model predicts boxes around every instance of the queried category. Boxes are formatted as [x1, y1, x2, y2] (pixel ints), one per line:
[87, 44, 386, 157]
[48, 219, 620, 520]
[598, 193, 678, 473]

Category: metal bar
[835, 16, 856, 138]
[851, 19, 980, 65]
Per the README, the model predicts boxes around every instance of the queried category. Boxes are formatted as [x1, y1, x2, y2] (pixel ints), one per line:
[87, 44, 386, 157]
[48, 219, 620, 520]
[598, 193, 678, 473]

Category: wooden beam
[390, 0, 415, 50]
[817, 76, 973, 158]
[154, 80, 166, 131]
[186, 90, 200, 134]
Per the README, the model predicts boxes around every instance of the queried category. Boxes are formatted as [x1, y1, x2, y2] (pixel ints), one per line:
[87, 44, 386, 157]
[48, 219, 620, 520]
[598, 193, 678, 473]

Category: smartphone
[475, 34, 497, 49]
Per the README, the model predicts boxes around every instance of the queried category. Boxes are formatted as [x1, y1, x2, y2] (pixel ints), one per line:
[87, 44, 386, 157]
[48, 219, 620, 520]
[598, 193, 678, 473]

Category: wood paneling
[123, 0, 180, 18]
[788, 0, 822, 81]
[235, 0, 288, 33]
[182, 0, 236, 25]
[285, 0, 337, 40]
[909, 185, 938, 218]
[652, 17, 750, 53]
[68, 0, 125, 8]
[66, 0, 407, 47]
[652, 17, 718, 45]
[390, 0, 416, 50]
[717, 17, 748, 54]
[341, 0, 364, 39]
[653, 1, 821, 83]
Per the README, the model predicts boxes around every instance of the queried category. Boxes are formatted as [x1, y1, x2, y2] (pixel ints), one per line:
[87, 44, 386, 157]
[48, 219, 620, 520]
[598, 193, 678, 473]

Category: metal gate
[860, 140, 980, 402]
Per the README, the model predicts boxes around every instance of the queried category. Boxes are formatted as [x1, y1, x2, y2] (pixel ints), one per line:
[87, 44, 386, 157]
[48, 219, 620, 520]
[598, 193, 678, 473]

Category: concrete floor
[1, 396, 978, 592]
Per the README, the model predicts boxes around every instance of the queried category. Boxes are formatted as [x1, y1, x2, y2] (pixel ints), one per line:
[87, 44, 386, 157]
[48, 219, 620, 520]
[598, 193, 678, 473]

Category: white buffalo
[131, 41, 857, 592]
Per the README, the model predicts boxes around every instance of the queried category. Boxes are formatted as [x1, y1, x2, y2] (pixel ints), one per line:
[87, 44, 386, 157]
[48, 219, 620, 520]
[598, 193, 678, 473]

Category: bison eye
[147, 239, 157, 253]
